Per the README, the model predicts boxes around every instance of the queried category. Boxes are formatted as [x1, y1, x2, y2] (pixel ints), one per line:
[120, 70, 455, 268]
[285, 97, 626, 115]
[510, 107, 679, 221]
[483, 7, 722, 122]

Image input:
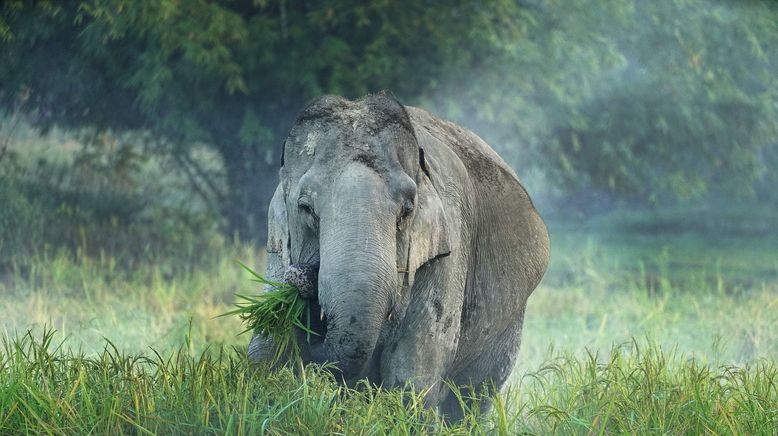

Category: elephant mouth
[283, 262, 329, 360]
[302, 298, 331, 364]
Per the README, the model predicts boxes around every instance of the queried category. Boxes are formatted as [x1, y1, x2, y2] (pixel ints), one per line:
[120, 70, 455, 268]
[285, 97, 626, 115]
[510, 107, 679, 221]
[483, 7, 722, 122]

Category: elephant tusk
[320, 308, 325, 321]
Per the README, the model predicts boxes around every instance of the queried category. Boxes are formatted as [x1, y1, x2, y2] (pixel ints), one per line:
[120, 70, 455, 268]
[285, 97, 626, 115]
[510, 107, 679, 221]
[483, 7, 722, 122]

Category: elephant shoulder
[406, 105, 549, 293]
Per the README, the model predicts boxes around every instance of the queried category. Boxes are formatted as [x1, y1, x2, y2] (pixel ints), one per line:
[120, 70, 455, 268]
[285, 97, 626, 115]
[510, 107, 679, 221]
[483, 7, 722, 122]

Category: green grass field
[2, 210, 777, 434]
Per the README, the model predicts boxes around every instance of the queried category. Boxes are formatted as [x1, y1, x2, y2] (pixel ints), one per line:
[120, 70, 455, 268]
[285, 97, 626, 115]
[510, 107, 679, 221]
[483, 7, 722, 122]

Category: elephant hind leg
[439, 318, 525, 420]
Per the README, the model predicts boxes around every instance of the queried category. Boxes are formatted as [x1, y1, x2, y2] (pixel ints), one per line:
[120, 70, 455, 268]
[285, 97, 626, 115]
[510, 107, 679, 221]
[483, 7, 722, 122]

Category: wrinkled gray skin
[249, 93, 549, 419]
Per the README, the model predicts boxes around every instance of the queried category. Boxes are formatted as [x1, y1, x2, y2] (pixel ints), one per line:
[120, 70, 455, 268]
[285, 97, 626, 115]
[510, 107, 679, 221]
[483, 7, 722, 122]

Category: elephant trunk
[316, 167, 397, 380]
[284, 263, 319, 300]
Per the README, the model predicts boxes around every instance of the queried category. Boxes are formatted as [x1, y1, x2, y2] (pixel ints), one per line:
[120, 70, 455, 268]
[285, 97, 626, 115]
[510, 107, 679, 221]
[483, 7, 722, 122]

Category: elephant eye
[298, 197, 316, 217]
[398, 199, 414, 224]
[298, 197, 319, 232]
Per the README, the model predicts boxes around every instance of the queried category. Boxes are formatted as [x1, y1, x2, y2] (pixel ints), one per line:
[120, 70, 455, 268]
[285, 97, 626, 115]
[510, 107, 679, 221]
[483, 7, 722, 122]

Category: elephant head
[269, 94, 451, 380]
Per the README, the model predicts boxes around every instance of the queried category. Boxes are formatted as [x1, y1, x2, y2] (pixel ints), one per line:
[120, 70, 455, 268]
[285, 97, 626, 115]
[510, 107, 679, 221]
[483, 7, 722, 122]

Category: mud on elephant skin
[248, 92, 550, 419]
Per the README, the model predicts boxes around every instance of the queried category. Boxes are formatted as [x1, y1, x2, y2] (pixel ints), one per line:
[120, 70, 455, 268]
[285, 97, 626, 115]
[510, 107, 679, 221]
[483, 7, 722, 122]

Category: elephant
[248, 92, 549, 418]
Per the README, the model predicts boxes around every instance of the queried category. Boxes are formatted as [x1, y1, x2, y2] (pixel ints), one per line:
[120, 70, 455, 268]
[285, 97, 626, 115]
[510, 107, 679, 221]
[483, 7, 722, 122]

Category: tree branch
[179, 150, 226, 204]
[172, 152, 223, 213]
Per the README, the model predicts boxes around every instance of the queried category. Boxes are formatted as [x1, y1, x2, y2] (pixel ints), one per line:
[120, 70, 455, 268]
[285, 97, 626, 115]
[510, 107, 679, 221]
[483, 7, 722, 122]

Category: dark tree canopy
[2, 0, 777, 238]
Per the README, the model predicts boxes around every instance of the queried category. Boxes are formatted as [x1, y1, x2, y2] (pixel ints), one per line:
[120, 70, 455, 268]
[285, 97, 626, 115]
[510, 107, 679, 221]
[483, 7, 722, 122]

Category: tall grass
[1, 330, 775, 434]
[0, 329, 454, 434]
[516, 341, 778, 434]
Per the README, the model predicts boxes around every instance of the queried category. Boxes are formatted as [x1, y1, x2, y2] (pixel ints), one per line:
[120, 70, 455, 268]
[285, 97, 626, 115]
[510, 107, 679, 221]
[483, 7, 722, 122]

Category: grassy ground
[2, 211, 777, 434]
[518, 209, 778, 371]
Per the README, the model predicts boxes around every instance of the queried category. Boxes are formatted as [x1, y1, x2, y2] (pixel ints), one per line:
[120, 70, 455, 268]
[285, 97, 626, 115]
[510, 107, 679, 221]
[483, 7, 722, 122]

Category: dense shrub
[0, 126, 226, 273]
[0, 176, 44, 264]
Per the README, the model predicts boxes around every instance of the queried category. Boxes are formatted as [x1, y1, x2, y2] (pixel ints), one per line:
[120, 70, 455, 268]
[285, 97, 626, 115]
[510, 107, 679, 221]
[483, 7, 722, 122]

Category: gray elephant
[249, 93, 549, 418]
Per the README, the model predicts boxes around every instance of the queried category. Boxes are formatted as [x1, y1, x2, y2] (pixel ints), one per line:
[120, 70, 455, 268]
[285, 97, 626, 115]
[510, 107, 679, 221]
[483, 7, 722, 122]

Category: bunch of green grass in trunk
[219, 262, 317, 364]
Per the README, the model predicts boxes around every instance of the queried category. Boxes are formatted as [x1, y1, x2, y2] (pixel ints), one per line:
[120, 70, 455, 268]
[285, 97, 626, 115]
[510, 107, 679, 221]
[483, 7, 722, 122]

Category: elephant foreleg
[379, 256, 465, 407]
[247, 252, 287, 365]
[248, 334, 277, 364]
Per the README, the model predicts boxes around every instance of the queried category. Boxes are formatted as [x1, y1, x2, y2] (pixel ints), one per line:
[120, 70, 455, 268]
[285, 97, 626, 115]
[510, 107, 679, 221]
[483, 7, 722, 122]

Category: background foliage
[3, 0, 776, 241]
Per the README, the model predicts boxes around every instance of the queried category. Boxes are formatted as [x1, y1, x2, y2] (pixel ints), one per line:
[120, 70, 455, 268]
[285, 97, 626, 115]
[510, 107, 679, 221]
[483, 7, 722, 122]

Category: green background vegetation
[1, 0, 777, 433]
[2, 0, 777, 240]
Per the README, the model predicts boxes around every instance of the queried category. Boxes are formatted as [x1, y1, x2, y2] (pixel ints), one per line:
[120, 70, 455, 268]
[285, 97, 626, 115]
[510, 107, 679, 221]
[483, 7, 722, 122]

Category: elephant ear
[398, 147, 451, 287]
[266, 183, 290, 280]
